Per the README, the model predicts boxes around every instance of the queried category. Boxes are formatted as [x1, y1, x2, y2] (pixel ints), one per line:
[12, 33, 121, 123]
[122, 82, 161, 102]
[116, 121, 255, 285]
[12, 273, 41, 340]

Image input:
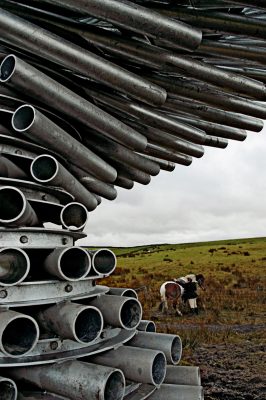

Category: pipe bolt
[65, 284, 73, 293]
[20, 236, 28, 244]
[62, 238, 68, 245]
[0, 290, 7, 299]
[50, 341, 59, 350]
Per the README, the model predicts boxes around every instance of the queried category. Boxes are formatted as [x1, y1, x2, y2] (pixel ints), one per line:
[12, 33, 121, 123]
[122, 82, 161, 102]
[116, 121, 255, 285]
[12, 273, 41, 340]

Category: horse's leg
[173, 296, 182, 316]
[159, 294, 168, 314]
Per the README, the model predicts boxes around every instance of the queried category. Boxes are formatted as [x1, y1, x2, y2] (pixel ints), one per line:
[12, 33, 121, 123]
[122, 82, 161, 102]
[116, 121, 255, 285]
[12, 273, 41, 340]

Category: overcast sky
[77, 127, 266, 247]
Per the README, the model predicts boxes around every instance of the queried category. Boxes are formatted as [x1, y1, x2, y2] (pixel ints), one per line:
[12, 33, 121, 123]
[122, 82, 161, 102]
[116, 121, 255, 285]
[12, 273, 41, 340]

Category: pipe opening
[93, 249, 117, 275]
[0, 187, 25, 222]
[12, 105, 35, 132]
[0, 379, 17, 400]
[121, 289, 137, 298]
[1, 316, 39, 356]
[31, 155, 58, 182]
[146, 322, 156, 332]
[152, 353, 166, 385]
[0, 55, 16, 82]
[171, 336, 182, 364]
[104, 370, 125, 400]
[75, 307, 103, 343]
[120, 299, 142, 329]
[0, 248, 30, 286]
[60, 248, 90, 280]
[61, 203, 88, 231]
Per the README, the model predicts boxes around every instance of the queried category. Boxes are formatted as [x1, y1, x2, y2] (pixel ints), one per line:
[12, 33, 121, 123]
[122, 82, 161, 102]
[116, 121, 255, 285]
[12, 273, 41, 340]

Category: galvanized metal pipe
[90, 346, 166, 386]
[0, 155, 28, 179]
[70, 165, 117, 201]
[60, 202, 88, 232]
[9, 360, 126, 400]
[108, 287, 138, 298]
[89, 91, 207, 145]
[41, 0, 202, 50]
[112, 162, 151, 185]
[89, 295, 142, 330]
[0, 55, 147, 152]
[165, 365, 201, 386]
[162, 98, 264, 132]
[149, 383, 204, 400]
[37, 302, 103, 344]
[143, 143, 192, 166]
[0, 376, 17, 400]
[30, 154, 98, 211]
[0, 8, 167, 106]
[88, 248, 117, 276]
[0, 309, 39, 357]
[0, 186, 40, 227]
[138, 320, 156, 333]
[43, 247, 91, 281]
[82, 132, 160, 177]
[114, 174, 134, 190]
[11, 104, 116, 184]
[0, 247, 30, 286]
[140, 154, 175, 172]
[127, 331, 182, 365]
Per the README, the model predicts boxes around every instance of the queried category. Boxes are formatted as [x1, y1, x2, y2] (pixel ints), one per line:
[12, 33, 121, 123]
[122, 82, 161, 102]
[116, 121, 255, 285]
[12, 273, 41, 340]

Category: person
[182, 278, 198, 315]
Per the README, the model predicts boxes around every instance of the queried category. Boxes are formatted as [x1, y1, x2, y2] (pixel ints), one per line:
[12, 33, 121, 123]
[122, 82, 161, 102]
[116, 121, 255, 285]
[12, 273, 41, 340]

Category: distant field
[98, 237, 265, 399]
[101, 236, 265, 328]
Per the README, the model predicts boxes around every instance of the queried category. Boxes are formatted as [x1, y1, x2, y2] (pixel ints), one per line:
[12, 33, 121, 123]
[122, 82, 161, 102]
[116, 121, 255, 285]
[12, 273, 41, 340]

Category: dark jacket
[182, 281, 198, 301]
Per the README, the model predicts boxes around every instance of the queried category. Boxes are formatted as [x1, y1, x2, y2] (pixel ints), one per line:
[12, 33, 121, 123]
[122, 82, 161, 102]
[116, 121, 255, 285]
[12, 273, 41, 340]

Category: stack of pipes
[0, 0, 265, 399]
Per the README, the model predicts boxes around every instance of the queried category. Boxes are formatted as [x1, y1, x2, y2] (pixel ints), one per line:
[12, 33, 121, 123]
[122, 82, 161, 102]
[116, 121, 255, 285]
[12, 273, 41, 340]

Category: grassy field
[98, 237, 266, 399]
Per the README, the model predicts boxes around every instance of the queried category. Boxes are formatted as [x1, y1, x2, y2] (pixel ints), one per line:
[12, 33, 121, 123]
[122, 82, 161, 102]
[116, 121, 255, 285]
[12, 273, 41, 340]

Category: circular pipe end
[0, 247, 30, 286]
[74, 306, 103, 344]
[59, 247, 91, 281]
[120, 298, 142, 330]
[12, 104, 35, 132]
[60, 202, 88, 231]
[171, 335, 182, 365]
[0, 314, 39, 357]
[31, 154, 58, 183]
[121, 289, 138, 299]
[0, 186, 26, 224]
[152, 352, 166, 386]
[104, 369, 125, 400]
[0, 55, 16, 83]
[0, 377, 17, 400]
[92, 249, 117, 275]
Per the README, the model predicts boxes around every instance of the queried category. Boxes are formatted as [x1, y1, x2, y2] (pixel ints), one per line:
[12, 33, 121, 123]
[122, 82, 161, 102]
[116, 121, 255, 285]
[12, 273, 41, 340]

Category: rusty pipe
[0, 310, 39, 357]
[0, 247, 30, 286]
[37, 302, 103, 344]
[43, 247, 91, 281]
[0, 186, 40, 227]
[30, 154, 98, 212]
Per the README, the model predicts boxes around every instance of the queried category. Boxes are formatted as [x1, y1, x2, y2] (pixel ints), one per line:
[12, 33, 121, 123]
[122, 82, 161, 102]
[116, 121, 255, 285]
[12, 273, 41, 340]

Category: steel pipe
[0, 55, 147, 152]
[140, 155, 175, 172]
[88, 249, 117, 276]
[9, 360, 126, 400]
[89, 91, 207, 145]
[70, 165, 117, 201]
[163, 98, 264, 132]
[138, 320, 156, 333]
[165, 365, 201, 386]
[0, 247, 30, 286]
[60, 202, 88, 232]
[0, 186, 40, 227]
[0, 310, 39, 357]
[90, 295, 142, 330]
[0, 155, 28, 179]
[43, 247, 91, 281]
[37, 302, 103, 344]
[108, 287, 138, 298]
[0, 376, 17, 400]
[0, 8, 167, 106]
[82, 133, 160, 176]
[113, 162, 151, 185]
[127, 331, 182, 365]
[11, 104, 116, 184]
[114, 174, 134, 190]
[90, 346, 166, 386]
[149, 384, 204, 400]
[42, 0, 202, 50]
[143, 143, 192, 166]
[30, 154, 98, 212]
